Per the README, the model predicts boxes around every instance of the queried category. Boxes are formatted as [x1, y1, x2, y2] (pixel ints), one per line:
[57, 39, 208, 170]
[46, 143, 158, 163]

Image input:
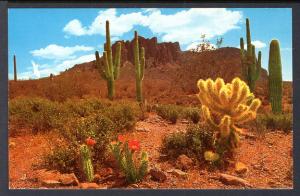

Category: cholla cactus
[197, 77, 261, 152]
[79, 144, 94, 182]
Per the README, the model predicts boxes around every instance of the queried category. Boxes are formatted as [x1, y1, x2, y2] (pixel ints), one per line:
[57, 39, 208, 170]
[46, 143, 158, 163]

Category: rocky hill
[10, 36, 290, 107]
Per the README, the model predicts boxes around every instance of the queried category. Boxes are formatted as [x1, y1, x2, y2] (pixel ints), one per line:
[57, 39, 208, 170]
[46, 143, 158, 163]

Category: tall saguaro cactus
[95, 20, 121, 100]
[240, 18, 261, 92]
[268, 40, 283, 114]
[13, 54, 17, 81]
[134, 31, 145, 102]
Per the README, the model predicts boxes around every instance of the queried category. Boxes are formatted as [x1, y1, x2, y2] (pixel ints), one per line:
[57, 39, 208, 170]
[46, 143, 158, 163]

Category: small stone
[59, 173, 79, 186]
[181, 120, 189, 124]
[172, 169, 188, 179]
[79, 183, 99, 189]
[9, 141, 16, 148]
[219, 173, 251, 187]
[150, 167, 167, 182]
[130, 183, 139, 188]
[93, 174, 101, 183]
[175, 154, 193, 170]
[41, 180, 61, 188]
[136, 127, 150, 132]
[235, 162, 248, 174]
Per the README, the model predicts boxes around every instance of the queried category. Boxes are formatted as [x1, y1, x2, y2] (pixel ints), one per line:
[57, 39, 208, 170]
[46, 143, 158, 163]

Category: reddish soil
[9, 113, 293, 189]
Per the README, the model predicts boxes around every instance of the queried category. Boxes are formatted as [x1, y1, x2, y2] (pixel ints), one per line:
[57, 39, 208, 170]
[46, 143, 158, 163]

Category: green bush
[183, 107, 201, 124]
[156, 104, 181, 124]
[256, 113, 292, 133]
[9, 97, 68, 133]
[43, 145, 78, 174]
[162, 124, 214, 159]
[104, 103, 138, 131]
[62, 114, 115, 165]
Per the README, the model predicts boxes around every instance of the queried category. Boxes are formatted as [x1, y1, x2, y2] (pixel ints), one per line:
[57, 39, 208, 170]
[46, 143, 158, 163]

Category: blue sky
[8, 8, 292, 81]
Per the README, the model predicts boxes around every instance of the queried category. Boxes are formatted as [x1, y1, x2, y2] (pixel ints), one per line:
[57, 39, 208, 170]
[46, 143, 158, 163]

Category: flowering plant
[86, 138, 96, 146]
[109, 135, 148, 184]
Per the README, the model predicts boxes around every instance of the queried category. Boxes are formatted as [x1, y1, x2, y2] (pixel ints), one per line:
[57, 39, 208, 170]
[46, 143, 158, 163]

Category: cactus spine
[95, 20, 121, 100]
[197, 77, 261, 153]
[240, 18, 261, 92]
[268, 40, 283, 114]
[134, 31, 145, 102]
[13, 54, 17, 81]
[79, 144, 94, 182]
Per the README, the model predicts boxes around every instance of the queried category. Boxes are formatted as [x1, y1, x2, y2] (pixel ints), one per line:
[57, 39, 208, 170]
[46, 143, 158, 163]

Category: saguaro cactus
[79, 144, 94, 182]
[134, 31, 145, 102]
[240, 18, 261, 92]
[197, 77, 261, 154]
[268, 40, 283, 114]
[13, 54, 17, 81]
[95, 20, 121, 100]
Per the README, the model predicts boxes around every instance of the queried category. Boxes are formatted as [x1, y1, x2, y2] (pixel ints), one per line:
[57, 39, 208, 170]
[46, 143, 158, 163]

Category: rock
[99, 167, 114, 177]
[79, 183, 99, 189]
[175, 154, 194, 170]
[59, 173, 79, 186]
[112, 36, 181, 67]
[130, 184, 139, 188]
[150, 167, 167, 182]
[171, 169, 188, 179]
[235, 162, 248, 174]
[181, 120, 189, 124]
[41, 180, 61, 188]
[219, 173, 251, 187]
[136, 127, 150, 132]
[93, 174, 101, 183]
[9, 141, 16, 148]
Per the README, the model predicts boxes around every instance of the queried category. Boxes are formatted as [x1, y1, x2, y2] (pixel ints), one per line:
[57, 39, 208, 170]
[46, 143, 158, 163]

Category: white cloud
[31, 60, 41, 78]
[63, 8, 242, 46]
[251, 40, 266, 49]
[185, 41, 216, 51]
[30, 44, 94, 60]
[13, 54, 97, 80]
[63, 9, 146, 37]
[239, 40, 267, 50]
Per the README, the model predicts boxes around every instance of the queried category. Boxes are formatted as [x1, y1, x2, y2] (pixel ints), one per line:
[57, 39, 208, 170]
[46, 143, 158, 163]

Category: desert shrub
[65, 98, 109, 117]
[43, 145, 78, 174]
[9, 97, 68, 133]
[162, 124, 214, 159]
[104, 103, 138, 131]
[182, 107, 201, 124]
[62, 114, 115, 165]
[256, 113, 292, 133]
[155, 104, 181, 124]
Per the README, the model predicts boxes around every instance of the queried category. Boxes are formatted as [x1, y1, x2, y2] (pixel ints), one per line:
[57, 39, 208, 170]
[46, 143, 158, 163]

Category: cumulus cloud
[31, 60, 41, 78]
[240, 40, 267, 49]
[30, 44, 94, 60]
[63, 8, 242, 46]
[63, 9, 146, 37]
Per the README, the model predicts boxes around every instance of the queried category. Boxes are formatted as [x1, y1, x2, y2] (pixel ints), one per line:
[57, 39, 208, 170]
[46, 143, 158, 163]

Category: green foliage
[155, 104, 180, 124]
[240, 18, 261, 92]
[268, 39, 283, 114]
[110, 141, 148, 184]
[43, 145, 77, 174]
[162, 124, 214, 160]
[95, 20, 122, 100]
[104, 103, 138, 131]
[63, 114, 115, 164]
[256, 113, 292, 133]
[155, 104, 201, 124]
[134, 31, 146, 102]
[80, 144, 94, 182]
[9, 97, 68, 134]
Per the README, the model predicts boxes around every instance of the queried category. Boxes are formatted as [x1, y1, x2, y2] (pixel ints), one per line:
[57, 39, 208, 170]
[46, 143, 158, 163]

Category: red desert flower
[86, 138, 96, 146]
[118, 135, 125, 143]
[128, 140, 140, 151]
